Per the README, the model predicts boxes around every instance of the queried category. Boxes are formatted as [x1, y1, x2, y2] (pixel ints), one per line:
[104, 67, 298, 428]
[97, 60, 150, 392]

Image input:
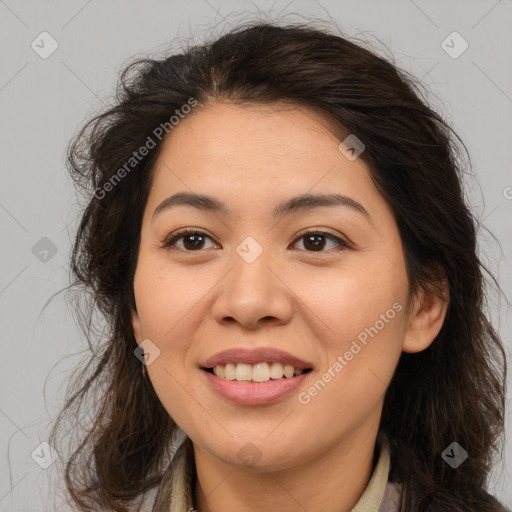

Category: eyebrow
[152, 192, 370, 221]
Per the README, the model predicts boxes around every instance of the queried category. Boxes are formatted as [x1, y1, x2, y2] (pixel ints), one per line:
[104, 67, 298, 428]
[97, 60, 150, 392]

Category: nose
[210, 248, 294, 330]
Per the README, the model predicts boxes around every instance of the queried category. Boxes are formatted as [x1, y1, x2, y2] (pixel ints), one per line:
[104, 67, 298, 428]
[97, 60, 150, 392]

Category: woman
[50, 19, 509, 512]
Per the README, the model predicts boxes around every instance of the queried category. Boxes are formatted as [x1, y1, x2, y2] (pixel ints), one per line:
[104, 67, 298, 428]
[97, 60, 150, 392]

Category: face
[132, 101, 417, 470]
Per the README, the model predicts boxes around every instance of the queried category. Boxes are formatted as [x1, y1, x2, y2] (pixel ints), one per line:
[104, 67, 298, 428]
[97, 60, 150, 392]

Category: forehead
[152, 102, 367, 180]
[162, 100, 349, 159]
[145, 101, 390, 223]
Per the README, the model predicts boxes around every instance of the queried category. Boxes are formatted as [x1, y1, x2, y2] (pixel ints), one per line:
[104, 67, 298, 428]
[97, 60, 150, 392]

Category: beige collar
[152, 433, 401, 512]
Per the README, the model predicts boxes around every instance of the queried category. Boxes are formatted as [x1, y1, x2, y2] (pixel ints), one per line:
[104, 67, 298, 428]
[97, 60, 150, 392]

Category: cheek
[132, 250, 221, 412]
[133, 250, 208, 343]
[293, 247, 408, 346]
[293, 255, 407, 419]
[296, 299, 405, 436]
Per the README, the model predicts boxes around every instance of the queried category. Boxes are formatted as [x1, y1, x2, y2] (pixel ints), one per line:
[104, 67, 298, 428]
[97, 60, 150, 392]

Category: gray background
[0, 0, 511, 510]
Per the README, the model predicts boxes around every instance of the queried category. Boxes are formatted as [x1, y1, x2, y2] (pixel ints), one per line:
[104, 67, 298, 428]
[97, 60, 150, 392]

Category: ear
[402, 278, 449, 354]
[132, 309, 143, 344]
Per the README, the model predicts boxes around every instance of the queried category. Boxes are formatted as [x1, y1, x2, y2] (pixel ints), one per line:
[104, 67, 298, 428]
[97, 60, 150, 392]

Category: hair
[49, 17, 508, 512]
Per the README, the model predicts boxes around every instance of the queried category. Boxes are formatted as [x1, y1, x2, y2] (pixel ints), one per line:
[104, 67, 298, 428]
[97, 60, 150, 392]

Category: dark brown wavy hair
[49, 18, 508, 512]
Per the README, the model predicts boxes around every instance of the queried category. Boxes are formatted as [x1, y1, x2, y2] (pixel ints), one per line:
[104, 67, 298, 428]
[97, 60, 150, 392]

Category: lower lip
[202, 369, 311, 406]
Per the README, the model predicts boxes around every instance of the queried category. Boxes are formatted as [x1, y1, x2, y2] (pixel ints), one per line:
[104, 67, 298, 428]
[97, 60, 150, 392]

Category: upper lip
[201, 348, 313, 370]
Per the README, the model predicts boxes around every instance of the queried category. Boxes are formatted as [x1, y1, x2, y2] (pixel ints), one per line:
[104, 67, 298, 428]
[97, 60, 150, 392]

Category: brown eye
[163, 230, 217, 251]
[162, 229, 348, 253]
[180, 233, 207, 250]
[292, 231, 348, 252]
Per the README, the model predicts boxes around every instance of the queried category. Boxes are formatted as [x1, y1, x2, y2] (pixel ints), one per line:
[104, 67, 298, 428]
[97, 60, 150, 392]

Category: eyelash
[161, 228, 350, 253]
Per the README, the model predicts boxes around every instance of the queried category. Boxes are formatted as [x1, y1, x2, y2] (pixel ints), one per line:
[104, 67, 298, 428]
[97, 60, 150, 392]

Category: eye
[162, 229, 217, 251]
[291, 230, 349, 252]
[162, 228, 348, 253]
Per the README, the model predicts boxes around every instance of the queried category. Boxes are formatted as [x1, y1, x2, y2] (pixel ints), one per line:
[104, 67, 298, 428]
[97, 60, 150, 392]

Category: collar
[152, 432, 401, 512]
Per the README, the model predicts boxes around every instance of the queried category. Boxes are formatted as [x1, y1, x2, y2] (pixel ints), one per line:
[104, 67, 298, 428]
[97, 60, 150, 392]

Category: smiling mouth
[202, 362, 313, 383]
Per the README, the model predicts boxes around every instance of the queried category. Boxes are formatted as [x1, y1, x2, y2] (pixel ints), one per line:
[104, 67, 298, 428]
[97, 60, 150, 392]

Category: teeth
[235, 363, 252, 381]
[215, 365, 225, 379]
[224, 363, 236, 380]
[212, 362, 306, 382]
[284, 364, 294, 378]
[252, 362, 270, 382]
[270, 362, 284, 379]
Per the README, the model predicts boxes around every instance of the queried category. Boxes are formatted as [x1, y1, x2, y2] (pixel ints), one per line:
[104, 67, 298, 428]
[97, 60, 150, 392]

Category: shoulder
[379, 481, 510, 512]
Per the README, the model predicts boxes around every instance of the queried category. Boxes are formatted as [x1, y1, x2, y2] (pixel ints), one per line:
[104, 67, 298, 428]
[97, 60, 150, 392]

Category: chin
[198, 432, 309, 470]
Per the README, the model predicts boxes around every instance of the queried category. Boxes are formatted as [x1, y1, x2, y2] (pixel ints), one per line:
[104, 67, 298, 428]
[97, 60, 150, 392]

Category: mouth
[199, 348, 314, 405]
[201, 362, 313, 382]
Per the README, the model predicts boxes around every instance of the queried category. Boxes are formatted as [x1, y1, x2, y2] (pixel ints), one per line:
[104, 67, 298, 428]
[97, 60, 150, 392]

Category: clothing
[151, 432, 403, 512]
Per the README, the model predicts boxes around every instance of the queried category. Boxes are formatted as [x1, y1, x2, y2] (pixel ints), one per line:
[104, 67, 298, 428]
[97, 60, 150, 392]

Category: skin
[132, 102, 449, 512]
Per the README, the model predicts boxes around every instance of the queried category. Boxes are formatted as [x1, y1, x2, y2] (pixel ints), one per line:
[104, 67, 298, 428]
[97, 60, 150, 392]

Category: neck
[193, 420, 381, 512]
